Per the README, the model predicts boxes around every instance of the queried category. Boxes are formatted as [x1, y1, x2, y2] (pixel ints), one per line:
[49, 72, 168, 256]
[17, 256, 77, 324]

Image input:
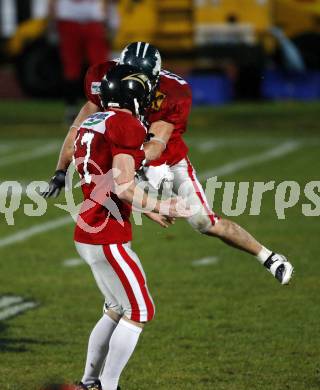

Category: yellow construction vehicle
[3, 0, 320, 96]
[4, 18, 62, 97]
[274, 0, 320, 69]
[115, 0, 320, 62]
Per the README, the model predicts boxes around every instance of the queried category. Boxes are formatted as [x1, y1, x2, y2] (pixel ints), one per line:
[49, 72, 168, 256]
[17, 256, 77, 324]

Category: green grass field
[0, 100, 319, 390]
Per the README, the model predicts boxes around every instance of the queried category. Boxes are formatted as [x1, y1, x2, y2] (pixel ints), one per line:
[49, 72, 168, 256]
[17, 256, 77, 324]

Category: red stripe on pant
[186, 157, 216, 225]
[118, 244, 155, 321]
[103, 245, 141, 322]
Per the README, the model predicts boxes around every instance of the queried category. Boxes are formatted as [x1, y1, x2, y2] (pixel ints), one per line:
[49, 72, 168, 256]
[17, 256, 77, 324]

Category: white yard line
[0, 144, 16, 154]
[192, 256, 220, 267]
[2, 139, 60, 147]
[0, 216, 73, 248]
[0, 142, 60, 168]
[0, 296, 24, 309]
[199, 140, 301, 180]
[196, 140, 227, 152]
[187, 137, 320, 151]
[63, 258, 84, 267]
[191, 138, 279, 152]
[0, 301, 39, 321]
[0, 140, 303, 249]
[0, 143, 31, 157]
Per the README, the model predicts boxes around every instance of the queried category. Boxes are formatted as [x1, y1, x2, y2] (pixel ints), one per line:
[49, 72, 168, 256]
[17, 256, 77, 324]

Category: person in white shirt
[49, 0, 116, 121]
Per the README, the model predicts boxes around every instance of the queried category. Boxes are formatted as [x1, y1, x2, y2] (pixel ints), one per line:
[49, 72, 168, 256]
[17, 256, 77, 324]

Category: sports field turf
[0, 100, 319, 389]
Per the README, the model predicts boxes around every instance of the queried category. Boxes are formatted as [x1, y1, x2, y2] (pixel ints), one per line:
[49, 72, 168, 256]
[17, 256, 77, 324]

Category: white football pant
[140, 157, 220, 233]
[75, 241, 155, 323]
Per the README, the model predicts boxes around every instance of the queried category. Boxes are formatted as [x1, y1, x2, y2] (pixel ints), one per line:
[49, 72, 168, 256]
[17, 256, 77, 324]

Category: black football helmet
[120, 42, 162, 88]
[100, 64, 152, 116]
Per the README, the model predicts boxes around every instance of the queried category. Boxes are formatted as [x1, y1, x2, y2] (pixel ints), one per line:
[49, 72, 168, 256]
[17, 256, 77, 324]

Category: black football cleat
[75, 380, 121, 390]
[264, 253, 294, 285]
[75, 381, 102, 390]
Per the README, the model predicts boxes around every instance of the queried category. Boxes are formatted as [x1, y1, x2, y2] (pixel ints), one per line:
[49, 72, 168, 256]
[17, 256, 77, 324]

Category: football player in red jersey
[71, 65, 190, 390]
[43, 42, 293, 286]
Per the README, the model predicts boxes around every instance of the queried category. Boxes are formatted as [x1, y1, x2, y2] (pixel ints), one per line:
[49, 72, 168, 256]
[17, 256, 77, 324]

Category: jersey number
[81, 132, 95, 184]
[161, 70, 187, 85]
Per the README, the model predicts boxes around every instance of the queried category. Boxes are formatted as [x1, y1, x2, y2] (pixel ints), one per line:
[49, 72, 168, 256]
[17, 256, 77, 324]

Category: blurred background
[0, 0, 320, 105]
[1, 2, 320, 389]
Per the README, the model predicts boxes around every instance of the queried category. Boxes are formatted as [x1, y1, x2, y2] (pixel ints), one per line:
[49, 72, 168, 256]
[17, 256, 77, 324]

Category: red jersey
[85, 62, 192, 166]
[84, 60, 117, 103]
[73, 109, 146, 245]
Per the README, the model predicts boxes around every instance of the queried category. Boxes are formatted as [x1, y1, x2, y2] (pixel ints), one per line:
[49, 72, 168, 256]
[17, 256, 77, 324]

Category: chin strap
[134, 98, 140, 116]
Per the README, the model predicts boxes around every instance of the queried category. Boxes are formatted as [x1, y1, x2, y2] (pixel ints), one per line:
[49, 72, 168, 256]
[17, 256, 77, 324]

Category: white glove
[144, 164, 174, 190]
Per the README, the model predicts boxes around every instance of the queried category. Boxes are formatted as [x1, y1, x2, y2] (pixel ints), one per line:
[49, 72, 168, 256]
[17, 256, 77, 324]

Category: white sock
[100, 319, 142, 390]
[256, 246, 273, 265]
[82, 314, 118, 385]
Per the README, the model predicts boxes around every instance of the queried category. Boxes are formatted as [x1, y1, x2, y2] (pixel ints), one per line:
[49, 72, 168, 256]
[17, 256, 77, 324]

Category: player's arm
[42, 101, 99, 198]
[56, 101, 99, 171]
[143, 120, 174, 162]
[144, 84, 192, 162]
[112, 154, 188, 218]
[112, 153, 159, 211]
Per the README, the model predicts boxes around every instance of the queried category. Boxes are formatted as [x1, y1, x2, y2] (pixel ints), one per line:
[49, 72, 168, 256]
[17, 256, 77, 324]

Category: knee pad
[188, 212, 213, 234]
[103, 301, 122, 317]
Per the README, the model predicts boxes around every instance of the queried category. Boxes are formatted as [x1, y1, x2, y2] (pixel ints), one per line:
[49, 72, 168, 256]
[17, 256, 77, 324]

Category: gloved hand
[143, 164, 174, 190]
[41, 170, 66, 198]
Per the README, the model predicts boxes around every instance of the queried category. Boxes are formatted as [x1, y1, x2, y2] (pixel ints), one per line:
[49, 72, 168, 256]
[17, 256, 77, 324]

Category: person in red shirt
[72, 65, 189, 390]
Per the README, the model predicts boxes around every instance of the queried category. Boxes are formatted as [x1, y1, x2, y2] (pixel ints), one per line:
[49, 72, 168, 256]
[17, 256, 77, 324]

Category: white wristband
[151, 137, 166, 149]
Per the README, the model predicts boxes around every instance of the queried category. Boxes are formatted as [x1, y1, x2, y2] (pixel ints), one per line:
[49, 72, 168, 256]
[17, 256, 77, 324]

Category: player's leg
[57, 21, 83, 81]
[80, 310, 120, 388]
[100, 243, 155, 390]
[75, 242, 123, 388]
[207, 220, 293, 284]
[171, 157, 219, 232]
[172, 158, 293, 284]
[57, 21, 83, 121]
